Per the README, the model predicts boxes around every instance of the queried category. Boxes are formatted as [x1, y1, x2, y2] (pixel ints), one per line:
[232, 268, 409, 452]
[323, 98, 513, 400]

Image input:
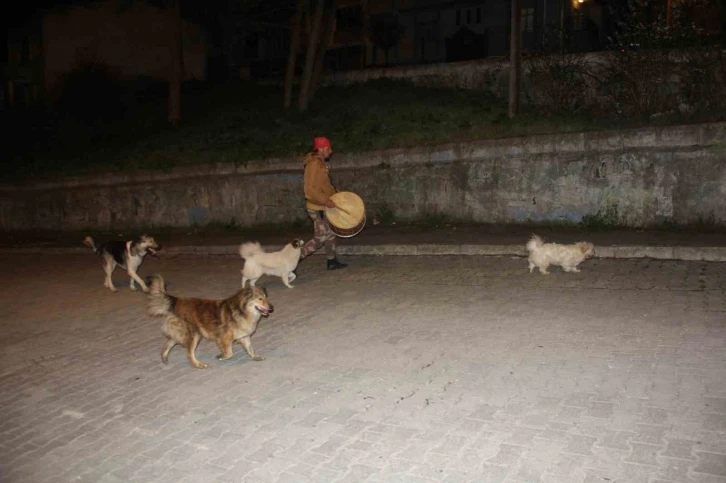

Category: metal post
[509, 0, 521, 118]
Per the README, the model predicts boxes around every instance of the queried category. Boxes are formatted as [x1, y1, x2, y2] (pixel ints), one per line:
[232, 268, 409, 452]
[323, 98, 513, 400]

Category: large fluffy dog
[146, 275, 274, 369]
[239, 239, 304, 288]
[84, 234, 159, 292]
[526, 234, 595, 275]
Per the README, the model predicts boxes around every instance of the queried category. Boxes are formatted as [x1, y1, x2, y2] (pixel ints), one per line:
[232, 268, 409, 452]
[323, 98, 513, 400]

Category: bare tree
[298, 0, 325, 112]
[283, 0, 305, 108]
[167, 0, 183, 126]
[309, 8, 335, 101]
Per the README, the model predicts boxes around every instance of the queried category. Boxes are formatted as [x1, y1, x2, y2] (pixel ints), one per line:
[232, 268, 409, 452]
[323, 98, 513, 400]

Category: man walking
[300, 136, 347, 270]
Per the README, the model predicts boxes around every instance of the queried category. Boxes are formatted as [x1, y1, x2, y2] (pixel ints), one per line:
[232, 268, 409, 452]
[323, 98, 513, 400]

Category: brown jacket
[304, 153, 336, 211]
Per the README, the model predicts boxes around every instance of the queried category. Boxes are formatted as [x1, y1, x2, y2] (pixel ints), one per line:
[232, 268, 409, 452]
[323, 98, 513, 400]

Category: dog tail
[526, 234, 544, 252]
[239, 241, 264, 260]
[147, 275, 175, 317]
[83, 236, 98, 253]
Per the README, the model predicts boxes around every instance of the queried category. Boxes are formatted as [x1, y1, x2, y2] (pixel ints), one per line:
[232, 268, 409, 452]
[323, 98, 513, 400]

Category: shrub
[524, 51, 591, 115]
[597, 0, 725, 118]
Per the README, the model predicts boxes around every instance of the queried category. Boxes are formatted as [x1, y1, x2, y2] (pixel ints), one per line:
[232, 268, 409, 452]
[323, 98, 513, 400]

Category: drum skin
[325, 192, 366, 238]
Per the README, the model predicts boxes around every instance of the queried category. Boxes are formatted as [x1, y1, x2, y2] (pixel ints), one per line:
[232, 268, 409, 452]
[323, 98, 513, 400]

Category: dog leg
[216, 334, 235, 361]
[288, 271, 297, 283]
[250, 279, 257, 287]
[528, 262, 535, 273]
[241, 270, 248, 288]
[186, 333, 208, 369]
[128, 269, 149, 293]
[282, 272, 294, 288]
[538, 264, 550, 275]
[161, 338, 176, 363]
[104, 262, 118, 292]
[238, 336, 264, 361]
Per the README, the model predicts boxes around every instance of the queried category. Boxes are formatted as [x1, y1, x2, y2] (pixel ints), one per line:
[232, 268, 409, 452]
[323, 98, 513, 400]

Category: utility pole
[508, 0, 522, 118]
[560, 0, 565, 54]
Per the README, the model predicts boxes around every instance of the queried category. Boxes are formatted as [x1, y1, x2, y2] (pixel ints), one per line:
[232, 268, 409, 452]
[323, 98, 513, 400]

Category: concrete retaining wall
[1, 122, 725, 231]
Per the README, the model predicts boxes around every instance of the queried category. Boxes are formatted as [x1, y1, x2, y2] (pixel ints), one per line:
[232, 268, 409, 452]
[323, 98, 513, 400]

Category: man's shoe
[327, 258, 348, 270]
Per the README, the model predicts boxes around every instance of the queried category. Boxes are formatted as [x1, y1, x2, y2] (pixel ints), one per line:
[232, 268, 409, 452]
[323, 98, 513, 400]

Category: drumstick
[336, 205, 352, 216]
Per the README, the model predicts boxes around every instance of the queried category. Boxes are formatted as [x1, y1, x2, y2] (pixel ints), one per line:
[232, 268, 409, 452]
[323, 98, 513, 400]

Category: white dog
[526, 234, 595, 275]
[240, 239, 304, 288]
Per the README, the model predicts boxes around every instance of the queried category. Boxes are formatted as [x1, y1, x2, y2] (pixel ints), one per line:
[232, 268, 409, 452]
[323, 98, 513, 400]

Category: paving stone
[703, 397, 726, 414]
[632, 424, 668, 445]
[564, 435, 598, 456]
[486, 444, 525, 466]
[694, 451, 726, 478]
[512, 457, 550, 483]
[661, 438, 698, 460]
[477, 464, 509, 483]
[654, 457, 693, 482]
[624, 442, 660, 466]
[585, 402, 615, 419]
[597, 429, 634, 451]
[547, 452, 587, 479]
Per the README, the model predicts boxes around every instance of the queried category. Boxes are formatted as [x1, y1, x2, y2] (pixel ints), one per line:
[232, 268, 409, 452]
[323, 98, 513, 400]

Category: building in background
[4, 0, 207, 107]
[319, 0, 607, 74]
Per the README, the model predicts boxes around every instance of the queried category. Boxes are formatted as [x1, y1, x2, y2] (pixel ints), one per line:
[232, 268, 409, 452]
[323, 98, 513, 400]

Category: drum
[324, 191, 366, 238]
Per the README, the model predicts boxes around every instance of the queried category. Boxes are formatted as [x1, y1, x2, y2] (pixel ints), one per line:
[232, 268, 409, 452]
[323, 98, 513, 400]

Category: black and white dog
[84, 235, 160, 292]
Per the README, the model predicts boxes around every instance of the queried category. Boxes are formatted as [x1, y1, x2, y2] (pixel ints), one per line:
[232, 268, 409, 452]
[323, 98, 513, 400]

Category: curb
[2, 244, 726, 262]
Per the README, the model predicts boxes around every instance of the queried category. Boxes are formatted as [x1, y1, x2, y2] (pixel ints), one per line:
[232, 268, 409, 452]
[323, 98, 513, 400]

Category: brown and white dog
[146, 275, 274, 369]
[84, 234, 160, 292]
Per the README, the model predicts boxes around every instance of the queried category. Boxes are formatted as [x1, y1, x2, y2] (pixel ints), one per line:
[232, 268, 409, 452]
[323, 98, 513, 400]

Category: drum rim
[325, 191, 366, 237]
[330, 214, 366, 238]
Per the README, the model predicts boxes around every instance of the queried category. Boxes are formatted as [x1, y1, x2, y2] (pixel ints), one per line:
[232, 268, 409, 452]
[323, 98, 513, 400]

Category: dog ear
[144, 274, 161, 288]
[241, 286, 268, 305]
[237, 287, 254, 305]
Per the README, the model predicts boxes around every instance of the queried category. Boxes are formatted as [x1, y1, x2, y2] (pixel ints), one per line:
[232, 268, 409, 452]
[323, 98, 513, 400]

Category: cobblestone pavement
[1, 254, 725, 483]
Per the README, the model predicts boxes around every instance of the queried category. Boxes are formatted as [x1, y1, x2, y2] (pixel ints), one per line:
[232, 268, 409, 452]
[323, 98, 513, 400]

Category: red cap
[313, 136, 331, 149]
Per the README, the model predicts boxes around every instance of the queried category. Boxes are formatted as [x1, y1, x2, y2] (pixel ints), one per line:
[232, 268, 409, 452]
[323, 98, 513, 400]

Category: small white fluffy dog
[240, 239, 304, 288]
[526, 234, 595, 275]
